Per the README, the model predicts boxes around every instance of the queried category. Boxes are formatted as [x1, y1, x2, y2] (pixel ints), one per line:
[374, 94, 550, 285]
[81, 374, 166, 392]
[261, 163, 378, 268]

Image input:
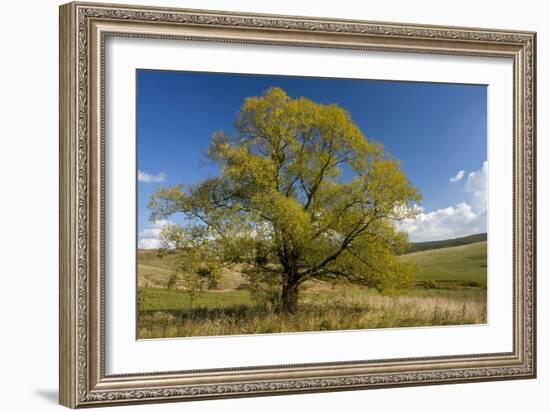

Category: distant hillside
[408, 233, 487, 253]
[401, 241, 487, 286]
[138, 250, 337, 293]
[138, 249, 248, 290]
[138, 233, 488, 290]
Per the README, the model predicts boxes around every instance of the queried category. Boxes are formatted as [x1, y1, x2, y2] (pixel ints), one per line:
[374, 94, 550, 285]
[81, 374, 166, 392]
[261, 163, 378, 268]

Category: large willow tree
[150, 87, 420, 314]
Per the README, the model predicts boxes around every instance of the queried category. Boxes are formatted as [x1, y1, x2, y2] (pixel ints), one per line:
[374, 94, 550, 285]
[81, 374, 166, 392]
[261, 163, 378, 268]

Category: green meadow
[137, 240, 487, 338]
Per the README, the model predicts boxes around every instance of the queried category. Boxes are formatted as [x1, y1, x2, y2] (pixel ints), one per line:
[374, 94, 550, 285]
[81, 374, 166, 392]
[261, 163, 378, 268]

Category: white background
[0, 0, 547, 410]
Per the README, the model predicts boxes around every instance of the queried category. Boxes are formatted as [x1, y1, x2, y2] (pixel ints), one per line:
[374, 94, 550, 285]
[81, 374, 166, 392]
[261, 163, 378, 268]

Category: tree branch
[299, 211, 379, 280]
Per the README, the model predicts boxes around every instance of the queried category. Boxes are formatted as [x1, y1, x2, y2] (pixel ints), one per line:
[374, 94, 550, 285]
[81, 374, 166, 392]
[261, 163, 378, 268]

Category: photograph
[136, 70, 488, 339]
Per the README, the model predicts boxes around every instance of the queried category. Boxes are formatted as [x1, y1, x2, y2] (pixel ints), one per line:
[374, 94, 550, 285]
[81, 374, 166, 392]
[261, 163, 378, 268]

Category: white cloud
[449, 169, 465, 183]
[399, 203, 486, 242]
[138, 170, 166, 183]
[137, 238, 163, 250]
[399, 161, 488, 242]
[465, 160, 488, 213]
[138, 219, 173, 249]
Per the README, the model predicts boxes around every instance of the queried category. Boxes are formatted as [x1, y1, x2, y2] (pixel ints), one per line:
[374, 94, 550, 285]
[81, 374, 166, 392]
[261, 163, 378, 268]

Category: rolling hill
[138, 249, 248, 290]
[138, 237, 487, 290]
[408, 233, 487, 253]
[402, 241, 487, 286]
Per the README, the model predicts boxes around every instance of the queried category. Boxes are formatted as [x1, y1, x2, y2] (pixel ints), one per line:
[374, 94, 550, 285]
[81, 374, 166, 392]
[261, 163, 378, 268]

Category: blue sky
[136, 70, 487, 247]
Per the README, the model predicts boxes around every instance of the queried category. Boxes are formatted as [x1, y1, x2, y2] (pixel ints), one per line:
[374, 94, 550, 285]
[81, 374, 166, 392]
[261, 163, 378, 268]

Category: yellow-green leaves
[173, 246, 223, 304]
[259, 192, 312, 249]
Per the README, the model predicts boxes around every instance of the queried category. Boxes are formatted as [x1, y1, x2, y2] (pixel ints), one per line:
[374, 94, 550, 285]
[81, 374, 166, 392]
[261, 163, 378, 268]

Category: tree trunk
[280, 279, 299, 314]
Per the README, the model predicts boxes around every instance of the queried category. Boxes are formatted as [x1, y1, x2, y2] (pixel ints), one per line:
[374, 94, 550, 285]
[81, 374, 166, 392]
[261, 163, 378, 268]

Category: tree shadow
[142, 304, 265, 321]
[140, 301, 370, 321]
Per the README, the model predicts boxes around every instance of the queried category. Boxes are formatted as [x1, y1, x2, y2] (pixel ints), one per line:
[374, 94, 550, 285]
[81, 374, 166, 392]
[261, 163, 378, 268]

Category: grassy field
[405, 241, 487, 287]
[137, 241, 487, 338]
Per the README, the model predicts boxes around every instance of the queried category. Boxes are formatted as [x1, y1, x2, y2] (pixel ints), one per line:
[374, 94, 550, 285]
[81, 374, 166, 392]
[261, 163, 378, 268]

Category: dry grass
[138, 288, 486, 339]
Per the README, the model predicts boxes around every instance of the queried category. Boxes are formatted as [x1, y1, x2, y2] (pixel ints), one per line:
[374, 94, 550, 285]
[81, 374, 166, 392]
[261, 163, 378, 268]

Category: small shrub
[460, 280, 481, 288]
[424, 280, 437, 289]
[318, 319, 333, 331]
[166, 274, 178, 289]
[235, 283, 251, 290]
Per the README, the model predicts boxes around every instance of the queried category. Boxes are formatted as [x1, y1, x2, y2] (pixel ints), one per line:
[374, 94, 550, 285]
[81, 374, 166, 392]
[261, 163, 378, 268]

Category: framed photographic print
[59, 2, 537, 408]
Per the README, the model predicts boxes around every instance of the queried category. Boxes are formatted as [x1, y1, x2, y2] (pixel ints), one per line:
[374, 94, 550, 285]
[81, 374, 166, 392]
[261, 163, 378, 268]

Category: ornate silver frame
[59, 2, 536, 408]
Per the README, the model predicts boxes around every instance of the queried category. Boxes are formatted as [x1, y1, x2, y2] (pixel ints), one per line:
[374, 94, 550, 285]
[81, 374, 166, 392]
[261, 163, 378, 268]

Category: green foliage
[157, 224, 224, 303]
[166, 273, 178, 290]
[159, 223, 187, 250]
[175, 248, 222, 305]
[149, 87, 421, 313]
[241, 266, 282, 312]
